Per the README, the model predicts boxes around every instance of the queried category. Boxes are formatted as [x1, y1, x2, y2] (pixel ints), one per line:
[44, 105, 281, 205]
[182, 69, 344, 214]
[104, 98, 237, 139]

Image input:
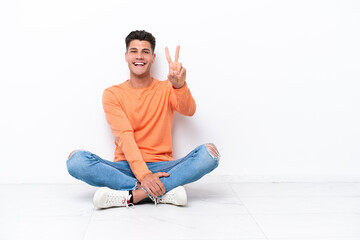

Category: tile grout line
[228, 183, 270, 240]
[81, 207, 95, 240]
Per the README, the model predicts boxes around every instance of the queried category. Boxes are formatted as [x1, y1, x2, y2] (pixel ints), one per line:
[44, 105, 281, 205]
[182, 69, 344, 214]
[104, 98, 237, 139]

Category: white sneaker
[93, 187, 132, 209]
[156, 186, 187, 206]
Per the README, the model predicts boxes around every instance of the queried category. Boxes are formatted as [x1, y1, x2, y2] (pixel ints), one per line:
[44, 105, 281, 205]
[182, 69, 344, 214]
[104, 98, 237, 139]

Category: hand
[141, 172, 170, 198]
[165, 45, 186, 89]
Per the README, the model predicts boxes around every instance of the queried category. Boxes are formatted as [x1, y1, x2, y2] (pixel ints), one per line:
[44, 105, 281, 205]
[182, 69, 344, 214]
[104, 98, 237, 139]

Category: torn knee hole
[68, 149, 81, 159]
[205, 143, 220, 160]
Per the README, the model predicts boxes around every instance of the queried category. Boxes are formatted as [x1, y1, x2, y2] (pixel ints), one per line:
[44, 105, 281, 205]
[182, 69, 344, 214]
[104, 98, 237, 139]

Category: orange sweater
[102, 78, 196, 181]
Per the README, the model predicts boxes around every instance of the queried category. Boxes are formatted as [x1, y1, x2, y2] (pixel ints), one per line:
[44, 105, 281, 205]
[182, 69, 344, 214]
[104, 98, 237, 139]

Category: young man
[67, 30, 220, 208]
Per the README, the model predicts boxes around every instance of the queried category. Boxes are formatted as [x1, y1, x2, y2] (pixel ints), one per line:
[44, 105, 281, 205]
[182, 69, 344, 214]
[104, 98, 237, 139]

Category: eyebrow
[128, 47, 151, 52]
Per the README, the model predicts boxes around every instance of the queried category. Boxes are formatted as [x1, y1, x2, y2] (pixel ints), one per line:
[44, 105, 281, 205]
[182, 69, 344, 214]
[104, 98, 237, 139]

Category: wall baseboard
[1, 174, 360, 184]
[196, 174, 360, 183]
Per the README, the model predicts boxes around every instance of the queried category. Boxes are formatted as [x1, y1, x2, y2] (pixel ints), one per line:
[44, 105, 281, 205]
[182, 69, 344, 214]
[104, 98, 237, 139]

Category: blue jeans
[66, 143, 219, 195]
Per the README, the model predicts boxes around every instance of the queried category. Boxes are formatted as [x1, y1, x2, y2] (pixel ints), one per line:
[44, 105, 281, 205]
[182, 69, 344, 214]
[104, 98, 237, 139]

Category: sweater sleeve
[102, 89, 152, 182]
[169, 81, 197, 116]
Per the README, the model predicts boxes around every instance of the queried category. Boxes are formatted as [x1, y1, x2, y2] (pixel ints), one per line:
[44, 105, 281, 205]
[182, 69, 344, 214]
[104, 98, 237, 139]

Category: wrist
[140, 172, 152, 182]
[172, 82, 185, 89]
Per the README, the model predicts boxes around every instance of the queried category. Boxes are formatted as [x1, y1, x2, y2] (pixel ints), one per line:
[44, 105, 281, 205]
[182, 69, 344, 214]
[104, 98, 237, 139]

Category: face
[125, 40, 155, 78]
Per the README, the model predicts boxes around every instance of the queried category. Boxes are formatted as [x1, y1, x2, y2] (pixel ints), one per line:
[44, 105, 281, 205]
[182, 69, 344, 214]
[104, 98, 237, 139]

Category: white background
[0, 0, 359, 183]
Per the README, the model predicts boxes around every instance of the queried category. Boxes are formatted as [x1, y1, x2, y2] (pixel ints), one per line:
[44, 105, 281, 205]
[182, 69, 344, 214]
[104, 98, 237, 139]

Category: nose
[136, 52, 144, 59]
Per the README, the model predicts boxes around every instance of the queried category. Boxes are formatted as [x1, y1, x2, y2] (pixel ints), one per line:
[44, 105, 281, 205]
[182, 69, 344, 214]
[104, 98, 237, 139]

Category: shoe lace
[107, 194, 134, 208]
[154, 192, 175, 207]
[154, 197, 159, 207]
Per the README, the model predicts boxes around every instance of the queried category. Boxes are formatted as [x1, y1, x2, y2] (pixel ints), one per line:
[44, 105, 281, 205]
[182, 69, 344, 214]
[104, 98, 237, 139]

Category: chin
[131, 71, 150, 78]
[131, 68, 150, 77]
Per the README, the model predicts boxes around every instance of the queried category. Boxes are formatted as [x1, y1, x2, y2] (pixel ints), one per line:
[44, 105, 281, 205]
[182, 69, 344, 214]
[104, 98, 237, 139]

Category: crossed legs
[67, 143, 220, 205]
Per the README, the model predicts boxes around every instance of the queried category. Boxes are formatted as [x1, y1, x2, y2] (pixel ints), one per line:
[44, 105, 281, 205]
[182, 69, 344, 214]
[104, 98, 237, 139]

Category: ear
[152, 53, 156, 64]
[125, 52, 128, 63]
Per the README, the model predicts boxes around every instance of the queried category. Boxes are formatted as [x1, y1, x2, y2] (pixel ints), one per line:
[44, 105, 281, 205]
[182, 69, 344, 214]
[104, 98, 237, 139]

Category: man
[67, 30, 220, 208]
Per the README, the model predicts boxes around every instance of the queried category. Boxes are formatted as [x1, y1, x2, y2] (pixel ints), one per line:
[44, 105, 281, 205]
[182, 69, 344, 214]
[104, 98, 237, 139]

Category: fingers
[165, 47, 172, 63]
[177, 63, 182, 75]
[169, 62, 182, 75]
[156, 172, 170, 177]
[142, 182, 161, 198]
[165, 45, 181, 63]
[141, 172, 169, 198]
[175, 45, 180, 62]
[169, 66, 185, 78]
[147, 182, 163, 198]
[166, 46, 185, 88]
[152, 172, 168, 196]
[179, 67, 186, 78]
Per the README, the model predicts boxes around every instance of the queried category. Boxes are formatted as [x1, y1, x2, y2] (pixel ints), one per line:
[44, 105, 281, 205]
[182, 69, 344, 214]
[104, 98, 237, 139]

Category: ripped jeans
[66, 143, 220, 195]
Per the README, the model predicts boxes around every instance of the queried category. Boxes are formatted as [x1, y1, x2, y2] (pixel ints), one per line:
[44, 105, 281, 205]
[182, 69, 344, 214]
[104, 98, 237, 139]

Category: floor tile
[84, 213, 266, 240]
[239, 196, 360, 214]
[91, 183, 249, 218]
[0, 183, 95, 217]
[230, 183, 360, 197]
[186, 182, 239, 197]
[0, 183, 94, 240]
[268, 238, 360, 240]
[84, 183, 266, 239]
[1, 182, 360, 240]
[252, 213, 360, 239]
[0, 215, 91, 240]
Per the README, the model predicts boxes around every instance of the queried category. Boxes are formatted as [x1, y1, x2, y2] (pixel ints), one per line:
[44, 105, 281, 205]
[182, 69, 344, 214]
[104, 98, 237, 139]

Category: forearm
[103, 89, 152, 182]
[172, 81, 196, 116]
[117, 131, 152, 182]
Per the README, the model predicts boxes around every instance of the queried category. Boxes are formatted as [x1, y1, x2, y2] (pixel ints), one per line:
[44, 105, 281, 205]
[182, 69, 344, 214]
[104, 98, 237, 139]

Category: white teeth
[134, 63, 145, 66]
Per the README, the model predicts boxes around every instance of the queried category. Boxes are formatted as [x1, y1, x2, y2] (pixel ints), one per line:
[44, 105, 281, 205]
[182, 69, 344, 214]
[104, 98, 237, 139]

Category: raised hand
[165, 45, 186, 89]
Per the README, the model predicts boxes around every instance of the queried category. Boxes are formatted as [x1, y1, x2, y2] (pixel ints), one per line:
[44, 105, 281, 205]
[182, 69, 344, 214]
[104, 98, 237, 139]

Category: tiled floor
[1, 182, 360, 240]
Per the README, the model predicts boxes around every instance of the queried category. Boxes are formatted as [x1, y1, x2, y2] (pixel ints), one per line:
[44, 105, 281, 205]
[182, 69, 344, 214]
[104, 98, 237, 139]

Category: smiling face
[125, 40, 156, 79]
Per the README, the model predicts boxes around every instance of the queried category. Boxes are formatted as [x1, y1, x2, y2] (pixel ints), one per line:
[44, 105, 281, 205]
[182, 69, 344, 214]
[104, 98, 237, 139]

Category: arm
[170, 81, 196, 116]
[102, 89, 151, 182]
[166, 45, 196, 116]
[102, 89, 169, 198]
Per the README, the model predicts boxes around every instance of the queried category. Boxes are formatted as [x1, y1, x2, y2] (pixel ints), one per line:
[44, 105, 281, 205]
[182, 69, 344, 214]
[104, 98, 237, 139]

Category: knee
[66, 150, 90, 178]
[195, 143, 220, 173]
[68, 149, 81, 159]
[205, 143, 221, 161]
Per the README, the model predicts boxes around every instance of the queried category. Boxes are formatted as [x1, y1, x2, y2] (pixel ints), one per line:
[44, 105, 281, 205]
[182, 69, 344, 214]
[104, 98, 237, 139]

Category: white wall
[1, 0, 359, 183]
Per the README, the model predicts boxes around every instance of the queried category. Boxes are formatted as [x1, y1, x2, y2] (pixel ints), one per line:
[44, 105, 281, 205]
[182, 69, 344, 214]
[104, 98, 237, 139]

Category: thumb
[157, 172, 170, 177]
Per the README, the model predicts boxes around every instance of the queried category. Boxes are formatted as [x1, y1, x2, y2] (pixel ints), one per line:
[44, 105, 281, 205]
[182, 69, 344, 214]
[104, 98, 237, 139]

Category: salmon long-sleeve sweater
[102, 78, 196, 182]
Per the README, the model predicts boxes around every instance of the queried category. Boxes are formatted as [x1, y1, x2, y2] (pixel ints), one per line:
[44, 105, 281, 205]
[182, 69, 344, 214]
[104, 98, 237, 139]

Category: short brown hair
[125, 30, 156, 53]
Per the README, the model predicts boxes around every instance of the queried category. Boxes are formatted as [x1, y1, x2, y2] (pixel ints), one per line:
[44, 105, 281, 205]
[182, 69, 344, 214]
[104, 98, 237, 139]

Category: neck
[128, 73, 153, 89]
